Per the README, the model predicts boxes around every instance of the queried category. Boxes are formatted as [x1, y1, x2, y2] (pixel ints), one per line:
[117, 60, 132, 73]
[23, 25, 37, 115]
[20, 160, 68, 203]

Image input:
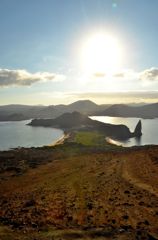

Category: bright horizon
[0, 0, 158, 105]
[0, 92, 158, 106]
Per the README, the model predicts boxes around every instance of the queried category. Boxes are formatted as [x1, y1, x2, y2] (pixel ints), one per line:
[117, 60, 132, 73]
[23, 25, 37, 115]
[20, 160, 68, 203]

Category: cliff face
[133, 120, 142, 137]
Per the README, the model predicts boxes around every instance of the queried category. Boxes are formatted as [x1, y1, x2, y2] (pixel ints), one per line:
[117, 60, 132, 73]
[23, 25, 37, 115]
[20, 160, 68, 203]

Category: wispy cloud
[91, 69, 139, 80]
[113, 72, 125, 78]
[93, 72, 106, 78]
[113, 67, 158, 83]
[0, 69, 65, 87]
[140, 67, 158, 81]
[113, 69, 139, 79]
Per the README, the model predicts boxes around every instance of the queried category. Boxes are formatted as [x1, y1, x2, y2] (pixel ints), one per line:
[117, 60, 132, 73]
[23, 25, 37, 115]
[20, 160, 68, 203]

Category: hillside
[1, 101, 158, 120]
[29, 111, 142, 139]
[0, 113, 27, 121]
[0, 138, 158, 239]
[97, 103, 158, 118]
[0, 100, 110, 121]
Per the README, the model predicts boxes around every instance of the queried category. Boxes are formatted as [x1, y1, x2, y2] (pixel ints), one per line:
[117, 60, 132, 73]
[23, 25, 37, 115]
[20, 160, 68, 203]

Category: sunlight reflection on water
[91, 116, 158, 147]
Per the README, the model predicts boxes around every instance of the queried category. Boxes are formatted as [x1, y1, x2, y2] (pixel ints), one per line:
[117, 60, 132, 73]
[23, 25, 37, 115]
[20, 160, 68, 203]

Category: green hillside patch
[74, 131, 106, 146]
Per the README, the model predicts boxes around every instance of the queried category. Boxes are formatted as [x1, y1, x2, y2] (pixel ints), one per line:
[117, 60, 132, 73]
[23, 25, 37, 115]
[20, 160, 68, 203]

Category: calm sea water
[0, 120, 64, 150]
[91, 116, 158, 147]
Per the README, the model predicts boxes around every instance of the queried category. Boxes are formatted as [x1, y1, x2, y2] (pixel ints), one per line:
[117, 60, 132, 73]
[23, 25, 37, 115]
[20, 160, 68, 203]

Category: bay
[91, 116, 158, 147]
[0, 120, 64, 150]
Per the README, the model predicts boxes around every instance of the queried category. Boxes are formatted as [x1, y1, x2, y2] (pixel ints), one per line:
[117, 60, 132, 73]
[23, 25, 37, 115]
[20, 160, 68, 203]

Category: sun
[81, 32, 123, 76]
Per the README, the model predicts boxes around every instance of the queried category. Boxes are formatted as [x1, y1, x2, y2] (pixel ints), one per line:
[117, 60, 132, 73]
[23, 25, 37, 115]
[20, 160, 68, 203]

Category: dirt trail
[121, 150, 158, 197]
[122, 162, 158, 197]
[1, 146, 158, 239]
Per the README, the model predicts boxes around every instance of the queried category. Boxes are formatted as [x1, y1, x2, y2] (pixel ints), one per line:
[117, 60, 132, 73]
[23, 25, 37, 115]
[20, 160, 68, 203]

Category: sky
[0, 0, 158, 105]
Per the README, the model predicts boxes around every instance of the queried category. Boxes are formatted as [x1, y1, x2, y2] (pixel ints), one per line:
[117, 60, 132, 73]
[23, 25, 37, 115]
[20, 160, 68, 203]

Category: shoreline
[0, 132, 70, 151]
[105, 137, 123, 147]
[50, 132, 70, 146]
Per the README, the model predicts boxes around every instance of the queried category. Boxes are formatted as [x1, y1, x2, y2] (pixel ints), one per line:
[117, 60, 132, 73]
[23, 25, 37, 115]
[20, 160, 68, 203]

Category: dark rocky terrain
[0, 138, 158, 239]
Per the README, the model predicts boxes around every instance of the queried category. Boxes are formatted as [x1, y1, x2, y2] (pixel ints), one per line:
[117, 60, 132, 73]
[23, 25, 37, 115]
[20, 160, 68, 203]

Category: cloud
[140, 68, 158, 81]
[113, 72, 125, 78]
[113, 69, 139, 79]
[113, 67, 158, 82]
[93, 72, 106, 78]
[0, 69, 65, 87]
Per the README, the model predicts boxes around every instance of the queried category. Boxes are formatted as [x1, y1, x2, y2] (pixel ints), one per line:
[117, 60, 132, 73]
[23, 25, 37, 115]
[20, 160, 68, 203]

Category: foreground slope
[0, 139, 158, 239]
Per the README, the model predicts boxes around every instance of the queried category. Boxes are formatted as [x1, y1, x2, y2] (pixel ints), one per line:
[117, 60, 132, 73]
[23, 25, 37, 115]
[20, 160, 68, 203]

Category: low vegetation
[74, 131, 107, 146]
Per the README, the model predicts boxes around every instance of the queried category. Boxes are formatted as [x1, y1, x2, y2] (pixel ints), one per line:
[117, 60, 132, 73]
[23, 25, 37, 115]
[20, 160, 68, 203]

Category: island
[28, 111, 142, 140]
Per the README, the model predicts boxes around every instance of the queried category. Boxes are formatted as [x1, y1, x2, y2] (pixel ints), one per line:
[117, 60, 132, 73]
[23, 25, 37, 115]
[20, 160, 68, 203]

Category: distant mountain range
[0, 100, 158, 121]
[96, 103, 158, 118]
[0, 100, 110, 121]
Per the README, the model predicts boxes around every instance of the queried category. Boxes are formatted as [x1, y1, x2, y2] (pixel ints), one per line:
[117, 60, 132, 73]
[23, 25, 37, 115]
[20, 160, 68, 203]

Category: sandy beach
[50, 132, 70, 146]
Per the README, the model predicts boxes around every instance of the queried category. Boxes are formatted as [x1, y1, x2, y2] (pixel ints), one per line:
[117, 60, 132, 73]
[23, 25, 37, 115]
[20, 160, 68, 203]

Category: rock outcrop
[133, 120, 142, 137]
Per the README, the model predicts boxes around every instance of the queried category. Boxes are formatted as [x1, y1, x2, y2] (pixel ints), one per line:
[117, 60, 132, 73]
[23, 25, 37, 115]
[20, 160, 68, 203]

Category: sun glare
[81, 32, 123, 76]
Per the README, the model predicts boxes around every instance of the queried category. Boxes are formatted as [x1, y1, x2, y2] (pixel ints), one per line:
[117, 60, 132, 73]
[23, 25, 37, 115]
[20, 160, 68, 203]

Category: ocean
[0, 120, 64, 150]
[91, 116, 158, 147]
